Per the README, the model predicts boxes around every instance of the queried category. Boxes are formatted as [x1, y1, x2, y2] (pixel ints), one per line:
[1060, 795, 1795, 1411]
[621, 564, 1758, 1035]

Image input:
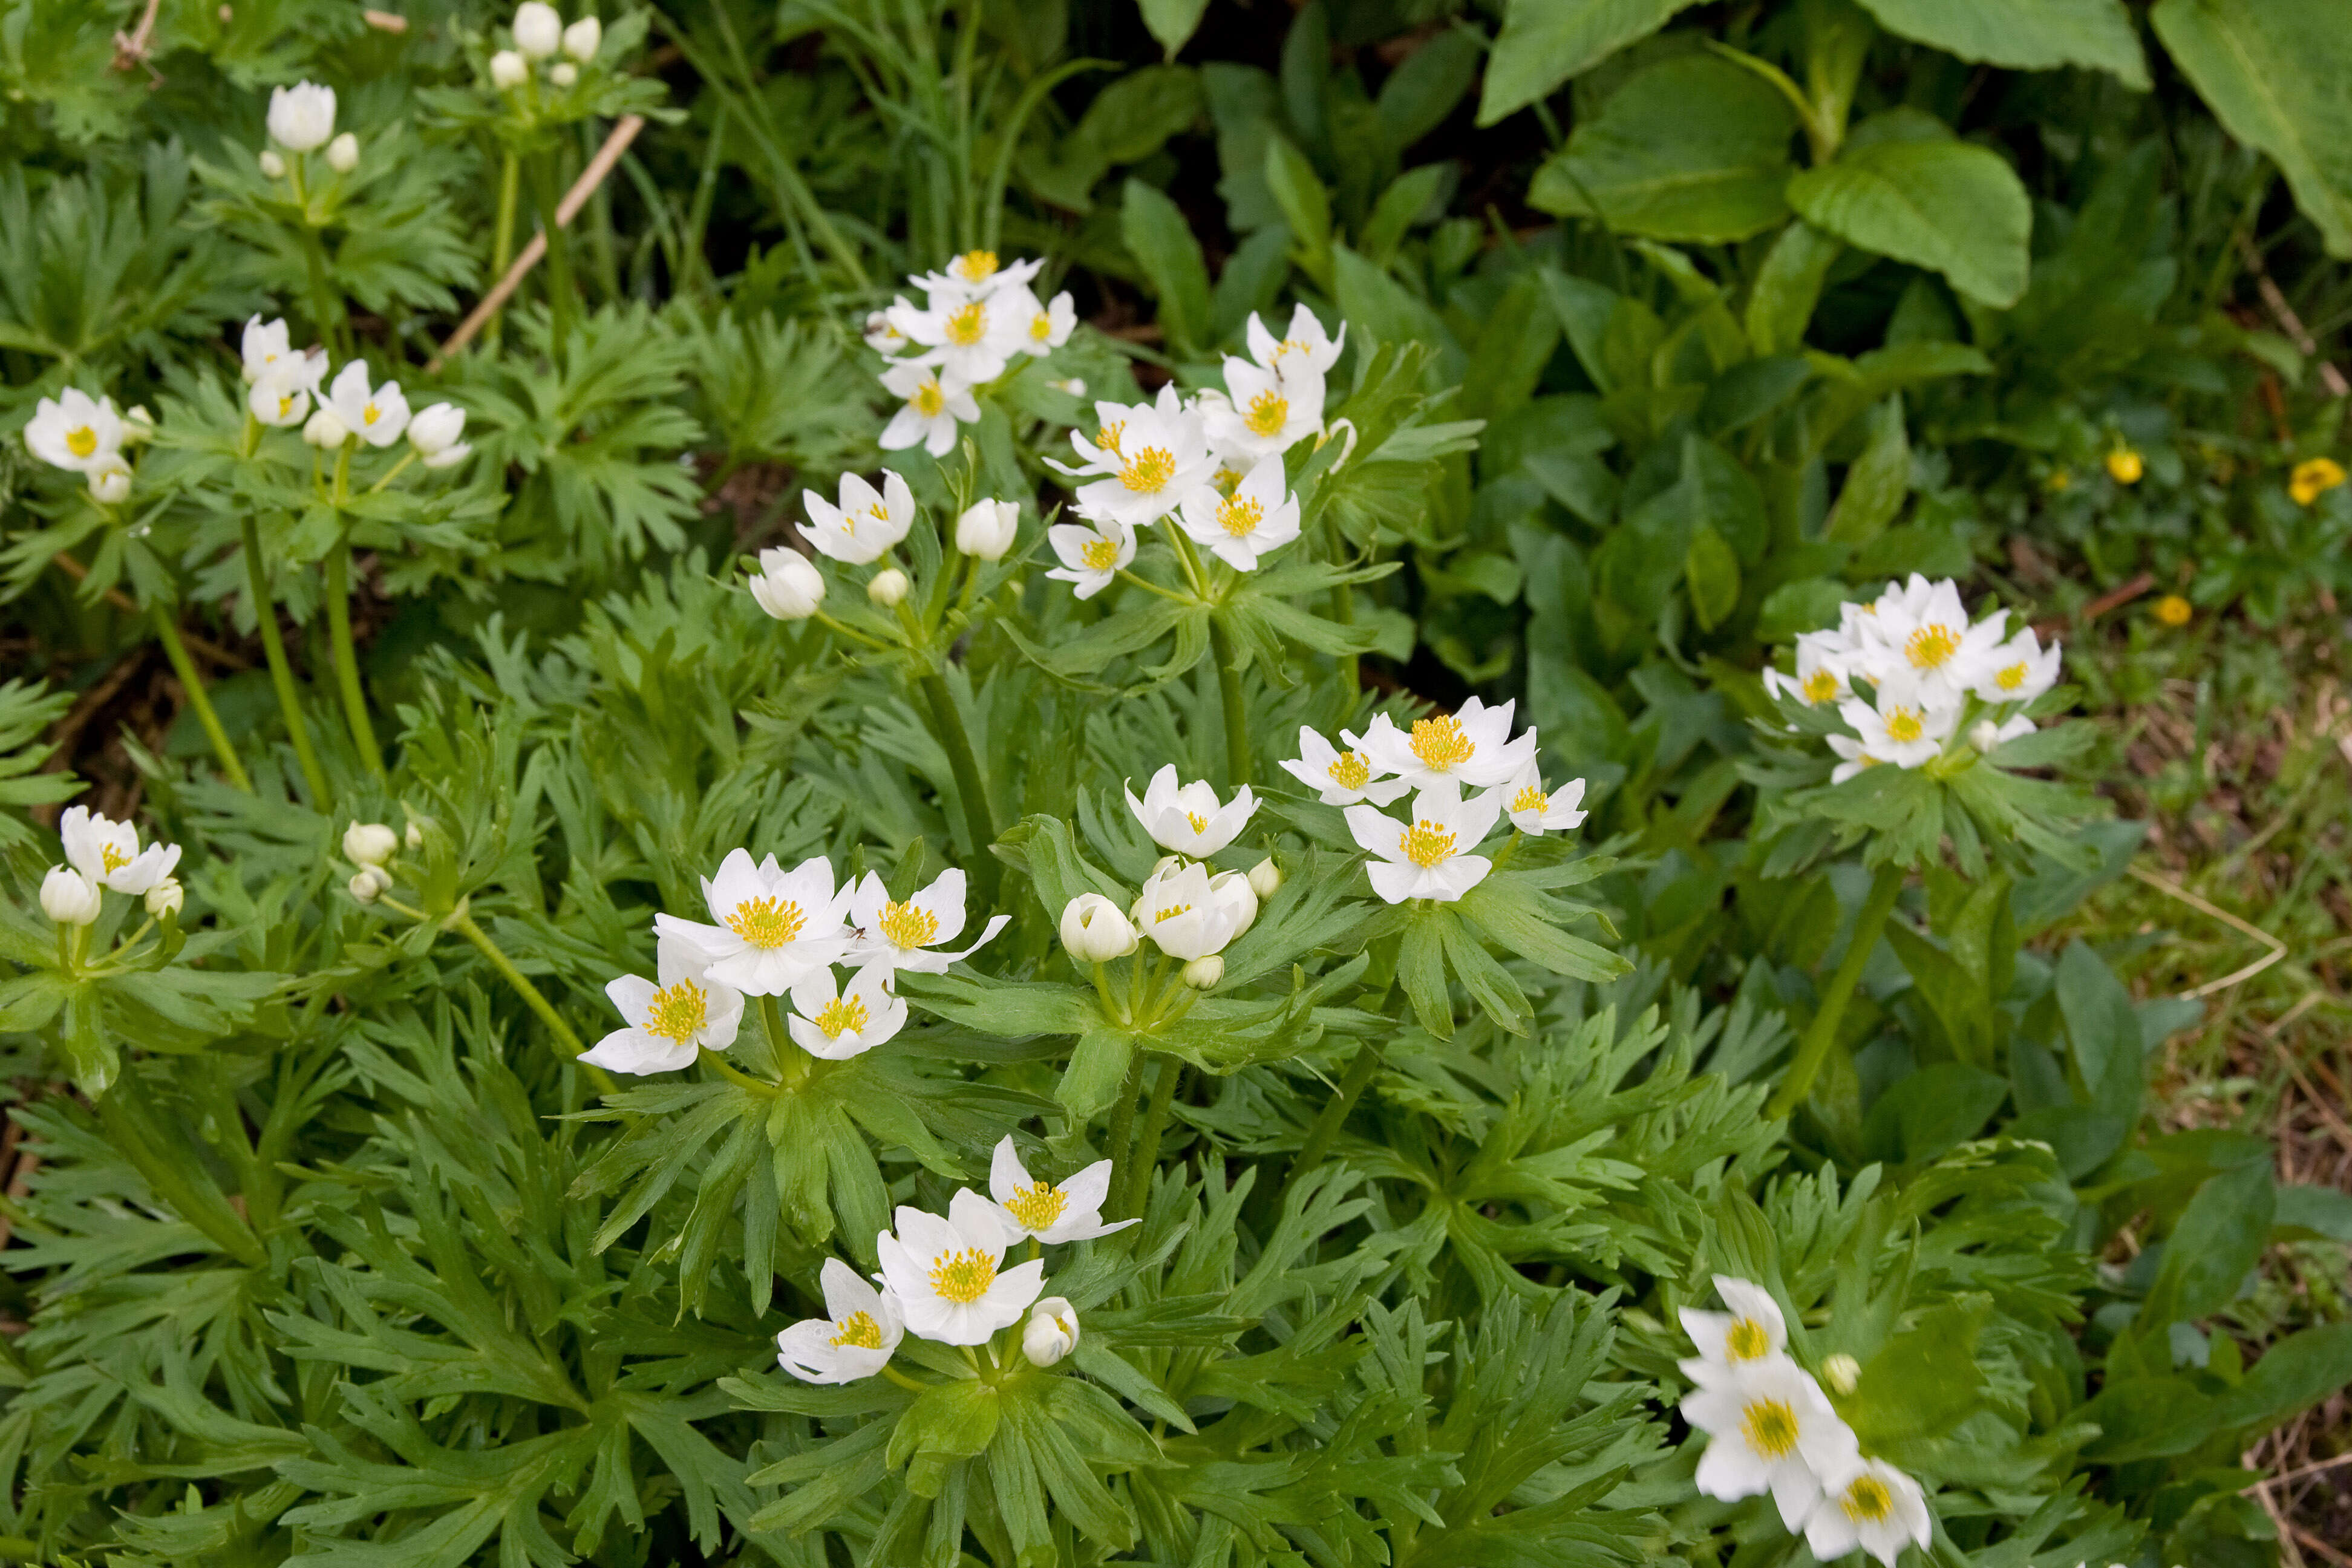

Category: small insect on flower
[989, 1137, 1138, 1244]
[1354, 696, 1537, 791]
[25, 389, 125, 475]
[875, 1188, 1047, 1346]
[327, 361, 410, 448]
[266, 80, 336, 152]
[2154, 593, 2192, 628]
[800, 471, 915, 566]
[785, 964, 907, 1060]
[1346, 779, 1504, 904]
[1802, 1455, 1931, 1568]
[844, 868, 1009, 979]
[1175, 452, 1301, 571]
[1022, 1298, 1080, 1367]
[2291, 457, 2346, 507]
[583, 936, 746, 1075]
[1677, 1276, 1787, 1373]
[1680, 1356, 1858, 1530]
[1494, 759, 1587, 835]
[777, 1259, 905, 1385]
[1044, 514, 1135, 600]
[1125, 764, 1258, 858]
[878, 361, 977, 457]
[656, 848, 852, 995]
[1281, 727, 1410, 806]
[60, 805, 181, 895]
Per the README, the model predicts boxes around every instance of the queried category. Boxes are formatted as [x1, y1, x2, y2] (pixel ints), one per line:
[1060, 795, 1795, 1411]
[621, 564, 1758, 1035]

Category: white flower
[1855, 575, 2005, 703]
[867, 567, 909, 607]
[258, 149, 287, 178]
[1678, 1276, 1788, 1372]
[1826, 733, 1878, 785]
[343, 822, 398, 866]
[1064, 390, 1216, 529]
[890, 287, 1029, 386]
[800, 471, 914, 566]
[325, 132, 359, 173]
[25, 390, 123, 474]
[1494, 760, 1587, 835]
[1347, 780, 1503, 904]
[407, 402, 471, 468]
[654, 849, 851, 996]
[786, 964, 907, 1060]
[561, 14, 601, 59]
[512, 2, 562, 57]
[489, 49, 529, 88]
[145, 878, 184, 919]
[1203, 357, 1324, 460]
[1059, 893, 1137, 961]
[750, 549, 825, 620]
[1354, 696, 1535, 791]
[955, 498, 1021, 560]
[1208, 869, 1258, 939]
[59, 804, 180, 894]
[86, 456, 131, 505]
[1246, 303, 1345, 377]
[1821, 1353, 1861, 1396]
[878, 360, 978, 457]
[39, 866, 101, 926]
[989, 1137, 1137, 1244]
[1175, 452, 1301, 571]
[1803, 1456, 1932, 1568]
[249, 353, 324, 427]
[326, 360, 410, 448]
[846, 868, 1009, 979]
[266, 81, 336, 152]
[1015, 289, 1076, 356]
[875, 1188, 1047, 1346]
[1280, 727, 1410, 806]
[1048, 377, 1086, 397]
[777, 1258, 904, 1385]
[1044, 514, 1134, 600]
[1125, 765, 1258, 858]
[1022, 1297, 1080, 1366]
[1971, 627, 2062, 706]
[1970, 714, 2039, 755]
[864, 309, 912, 355]
[302, 408, 348, 448]
[241, 316, 295, 385]
[1681, 1356, 1859, 1531]
[1764, 629, 1855, 707]
[549, 61, 577, 87]
[583, 935, 746, 1074]
[1839, 669, 1958, 770]
[909, 250, 1045, 305]
[122, 405, 154, 443]
[1248, 857, 1281, 899]
[1133, 860, 1245, 961]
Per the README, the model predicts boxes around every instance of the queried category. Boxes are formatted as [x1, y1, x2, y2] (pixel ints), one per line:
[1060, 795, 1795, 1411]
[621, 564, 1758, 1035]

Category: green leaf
[1841, 1298, 1990, 1449]
[2212, 1325, 2352, 1433]
[1476, 0, 1700, 125]
[2145, 1159, 2275, 1327]
[1786, 137, 2033, 306]
[1122, 178, 1213, 356]
[1822, 396, 1910, 546]
[1684, 524, 1740, 631]
[1528, 54, 1797, 241]
[1852, 0, 2149, 88]
[1862, 1063, 2007, 1164]
[1137, 0, 1212, 59]
[1744, 221, 1842, 354]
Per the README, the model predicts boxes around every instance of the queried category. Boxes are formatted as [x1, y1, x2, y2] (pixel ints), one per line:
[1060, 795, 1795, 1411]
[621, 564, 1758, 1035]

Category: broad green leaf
[1137, 0, 1212, 59]
[1476, 0, 1700, 125]
[1684, 524, 1740, 631]
[1822, 395, 1909, 546]
[1786, 138, 2032, 306]
[1528, 55, 1797, 242]
[1121, 178, 1212, 356]
[1852, 0, 2148, 88]
[2144, 1159, 2274, 1327]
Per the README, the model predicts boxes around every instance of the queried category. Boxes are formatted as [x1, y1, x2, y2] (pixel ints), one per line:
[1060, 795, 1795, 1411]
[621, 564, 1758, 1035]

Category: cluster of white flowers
[581, 850, 1007, 1075]
[1044, 306, 1342, 595]
[40, 806, 183, 927]
[863, 250, 1075, 457]
[777, 1135, 1127, 1382]
[1278, 697, 1585, 906]
[1679, 1276, 1932, 1567]
[239, 316, 470, 468]
[491, 3, 602, 91]
[339, 819, 422, 904]
[23, 388, 149, 503]
[1054, 766, 1278, 991]
[1766, 576, 2063, 782]
[745, 469, 1023, 622]
[261, 80, 359, 177]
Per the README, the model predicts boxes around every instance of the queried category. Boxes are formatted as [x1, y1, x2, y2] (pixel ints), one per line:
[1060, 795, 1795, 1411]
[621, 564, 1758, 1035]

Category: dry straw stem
[2125, 863, 2288, 1001]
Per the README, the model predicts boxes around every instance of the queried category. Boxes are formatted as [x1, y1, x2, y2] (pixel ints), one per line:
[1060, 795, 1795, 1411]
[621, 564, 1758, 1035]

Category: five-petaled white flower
[879, 361, 977, 456]
[776, 1259, 904, 1384]
[267, 81, 336, 152]
[1838, 669, 1957, 771]
[1125, 765, 1257, 858]
[988, 1137, 1138, 1244]
[1857, 575, 2005, 704]
[583, 935, 745, 1075]
[1132, 860, 1248, 961]
[249, 353, 325, 427]
[1802, 1455, 1932, 1568]
[656, 849, 851, 995]
[25, 390, 123, 474]
[241, 316, 296, 385]
[1246, 303, 1345, 378]
[1353, 696, 1536, 791]
[876, 1188, 1046, 1346]
[1280, 727, 1410, 806]
[800, 471, 915, 566]
[1203, 357, 1324, 460]
[59, 805, 180, 894]
[1044, 515, 1134, 600]
[1347, 780, 1502, 904]
[325, 361, 411, 448]
[1060, 388, 1217, 529]
[1970, 627, 2062, 707]
[909, 250, 1045, 304]
[785, 964, 907, 1060]
[845, 868, 1010, 979]
[1681, 1356, 1858, 1531]
[1763, 630, 1854, 708]
[1677, 1275, 1788, 1373]
[1175, 452, 1301, 571]
[1012, 287, 1076, 356]
[407, 402, 471, 468]
[891, 287, 1028, 386]
[1494, 760, 1587, 835]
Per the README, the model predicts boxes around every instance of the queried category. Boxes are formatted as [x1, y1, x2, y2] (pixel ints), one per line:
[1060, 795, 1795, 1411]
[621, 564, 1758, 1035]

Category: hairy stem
[1290, 1039, 1387, 1183]
[1104, 1047, 1149, 1198]
[1209, 617, 1250, 791]
[1766, 861, 1906, 1119]
[323, 537, 384, 779]
[1126, 1057, 1181, 1215]
[920, 671, 999, 899]
[149, 604, 252, 792]
[449, 909, 613, 1093]
[240, 514, 330, 805]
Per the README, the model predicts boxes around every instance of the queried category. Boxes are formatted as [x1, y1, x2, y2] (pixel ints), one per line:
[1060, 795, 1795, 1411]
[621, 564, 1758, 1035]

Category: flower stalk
[1765, 862, 1906, 1119]
[148, 603, 252, 792]
[240, 514, 330, 805]
[324, 449, 385, 778]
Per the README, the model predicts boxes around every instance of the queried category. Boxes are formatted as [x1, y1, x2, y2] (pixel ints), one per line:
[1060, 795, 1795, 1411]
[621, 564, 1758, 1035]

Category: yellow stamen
[1080, 536, 1120, 571]
[1245, 390, 1287, 437]
[828, 1310, 883, 1350]
[877, 900, 939, 950]
[1800, 668, 1839, 704]
[1399, 820, 1455, 868]
[1742, 1398, 1798, 1459]
[1218, 496, 1264, 537]
[913, 381, 945, 417]
[1002, 1180, 1068, 1232]
[1408, 714, 1474, 772]
[100, 844, 131, 873]
[1119, 446, 1175, 494]
[277, 395, 295, 418]
[1841, 1474, 1893, 1522]
[953, 250, 998, 282]
[1030, 312, 1053, 341]
[1152, 902, 1192, 923]
[1883, 707, 1924, 744]
[1995, 662, 2028, 691]
[1095, 420, 1124, 456]
[67, 426, 97, 459]
[812, 992, 870, 1040]
[362, 402, 381, 425]
[1186, 811, 1209, 833]
[1511, 786, 1547, 815]
[1904, 624, 1960, 670]
[1327, 751, 1370, 791]
[642, 979, 708, 1044]
[1725, 1318, 1771, 1361]
[944, 302, 986, 346]
[928, 1247, 996, 1303]
[725, 896, 806, 949]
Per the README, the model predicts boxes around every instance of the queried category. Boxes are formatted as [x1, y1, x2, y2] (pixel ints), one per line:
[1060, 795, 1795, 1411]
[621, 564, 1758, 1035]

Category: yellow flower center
[812, 992, 870, 1040]
[1408, 714, 1473, 772]
[1186, 811, 1209, 833]
[877, 900, 939, 950]
[945, 302, 987, 346]
[952, 250, 998, 282]
[642, 979, 708, 1044]
[1741, 1398, 1798, 1459]
[277, 394, 296, 418]
[1511, 786, 1547, 815]
[1841, 1474, 1892, 1522]
[1152, 901, 1192, 924]
[726, 896, 806, 949]
[1080, 536, 1120, 571]
[929, 1246, 997, 1303]
[1030, 312, 1053, 341]
[1725, 1318, 1772, 1361]
[1096, 420, 1124, 456]
[828, 1310, 883, 1350]
[67, 425, 97, 458]
[1904, 624, 1960, 670]
[1002, 1180, 1068, 1231]
[1883, 707, 1924, 744]
[1120, 446, 1175, 494]
[1213, 465, 1243, 495]
[1995, 661, 2028, 691]
[100, 844, 131, 873]
[362, 402, 381, 425]
[1245, 391, 1287, 436]
[1400, 820, 1455, 868]
[1800, 668, 1839, 704]
[1327, 751, 1370, 791]
[913, 381, 945, 417]
[1220, 496, 1264, 537]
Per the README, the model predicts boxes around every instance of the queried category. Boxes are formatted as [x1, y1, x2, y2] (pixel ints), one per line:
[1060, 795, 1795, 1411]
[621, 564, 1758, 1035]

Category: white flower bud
[1059, 893, 1137, 962]
[344, 822, 399, 866]
[1823, 1353, 1861, 1396]
[1150, 854, 1181, 880]
[561, 15, 600, 59]
[258, 148, 287, 178]
[1048, 378, 1086, 397]
[1181, 954, 1224, 990]
[1208, 870, 1258, 941]
[325, 132, 359, 172]
[954, 498, 1019, 561]
[1248, 856, 1281, 900]
[348, 868, 388, 903]
[302, 408, 350, 448]
[405, 821, 424, 848]
[549, 61, 577, 87]
[1968, 719, 2002, 756]
[266, 80, 336, 152]
[1022, 1298, 1079, 1366]
[867, 567, 909, 607]
[41, 866, 102, 926]
[123, 405, 156, 443]
[489, 48, 529, 88]
[512, 2, 561, 57]
[145, 878, 185, 919]
[749, 549, 825, 621]
[86, 458, 132, 505]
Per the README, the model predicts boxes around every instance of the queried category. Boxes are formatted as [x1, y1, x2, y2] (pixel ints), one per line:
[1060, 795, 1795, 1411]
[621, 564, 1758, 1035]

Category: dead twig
[2127, 864, 2290, 1001]
[2239, 234, 2352, 401]
[110, 0, 164, 79]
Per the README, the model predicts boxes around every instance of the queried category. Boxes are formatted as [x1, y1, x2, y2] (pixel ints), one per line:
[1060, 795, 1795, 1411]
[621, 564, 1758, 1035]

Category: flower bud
[302, 408, 350, 448]
[258, 149, 287, 179]
[954, 498, 1019, 561]
[348, 867, 387, 903]
[87, 458, 132, 505]
[1150, 854, 1181, 879]
[867, 567, 909, 607]
[1181, 954, 1224, 990]
[344, 822, 399, 866]
[749, 549, 825, 621]
[1022, 1298, 1079, 1367]
[325, 132, 359, 172]
[405, 820, 424, 848]
[1822, 1353, 1860, 1396]
[1048, 377, 1086, 397]
[561, 15, 600, 59]
[489, 49, 529, 88]
[41, 866, 102, 926]
[1968, 719, 2005, 756]
[1248, 856, 1281, 900]
[1208, 870, 1258, 940]
[549, 62, 577, 87]
[1059, 893, 1137, 962]
[266, 80, 336, 152]
[145, 878, 185, 920]
[123, 405, 157, 443]
[512, 2, 562, 57]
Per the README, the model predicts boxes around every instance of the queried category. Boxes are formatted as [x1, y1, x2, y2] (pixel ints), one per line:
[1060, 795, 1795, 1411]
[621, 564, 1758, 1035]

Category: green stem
[489, 150, 520, 351]
[149, 604, 252, 792]
[449, 909, 613, 1092]
[241, 514, 330, 805]
[1209, 618, 1250, 791]
[920, 671, 1000, 897]
[96, 1085, 267, 1269]
[530, 153, 577, 352]
[1103, 1047, 1149, 1184]
[1126, 1057, 1181, 1215]
[324, 535, 384, 779]
[1291, 1040, 1386, 1183]
[1766, 861, 1906, 1119]
[814, 610, 892, 651]
[1090, 960, 1126, 1027]
[881, 1365, 929, 1393]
